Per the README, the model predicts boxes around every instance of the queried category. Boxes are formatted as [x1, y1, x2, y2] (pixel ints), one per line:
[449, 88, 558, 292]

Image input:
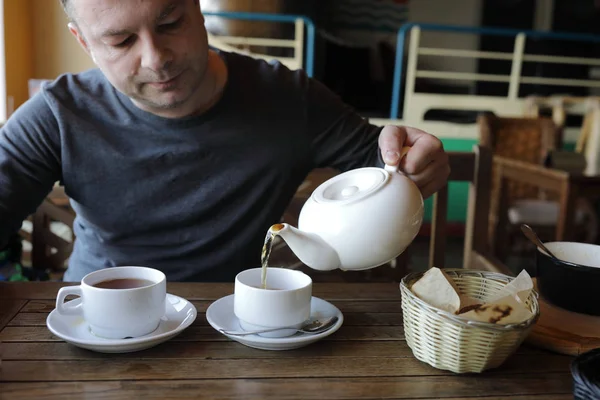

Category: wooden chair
[478, 114, 557, 242]
[31, 197, 75, 275]
[18, 189, 70, 266]
[18, 187, 76, 280]
[288, 144, 512, 282]
[524, 95, 600, 174]
[478, 114, 598, 260]
[427, 145, 508, 275]
[492, 156, 600, 245]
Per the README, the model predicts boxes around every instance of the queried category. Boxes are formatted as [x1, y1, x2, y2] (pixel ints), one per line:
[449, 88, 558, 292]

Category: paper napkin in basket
[411, 267, 483, 314]
[411, 268, 534, 325]
[458, 269, 534, 325]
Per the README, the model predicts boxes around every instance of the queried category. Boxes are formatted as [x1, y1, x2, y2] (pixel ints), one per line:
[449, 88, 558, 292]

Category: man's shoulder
[41, 68, 114, 102]
[219, 49, 310, 99]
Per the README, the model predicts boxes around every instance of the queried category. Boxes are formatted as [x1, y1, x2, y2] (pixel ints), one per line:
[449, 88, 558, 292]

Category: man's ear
[68, 22, 94, 60]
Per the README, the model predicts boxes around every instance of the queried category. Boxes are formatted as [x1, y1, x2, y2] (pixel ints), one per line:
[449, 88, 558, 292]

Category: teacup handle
[384, 146, 411, 173]
[56, 286, 83, 316]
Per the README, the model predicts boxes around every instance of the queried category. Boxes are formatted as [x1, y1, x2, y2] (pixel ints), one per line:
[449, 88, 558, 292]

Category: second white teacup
[55, 266, 167, 339]
[234, 267, 312, 338]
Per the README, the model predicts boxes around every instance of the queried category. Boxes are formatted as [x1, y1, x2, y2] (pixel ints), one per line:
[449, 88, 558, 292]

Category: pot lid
[312, 167, 390, 205]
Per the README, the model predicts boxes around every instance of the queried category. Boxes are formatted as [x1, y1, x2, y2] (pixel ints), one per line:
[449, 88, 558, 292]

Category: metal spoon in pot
[220, 316, 339, 336]
[520, 224, 561, 262]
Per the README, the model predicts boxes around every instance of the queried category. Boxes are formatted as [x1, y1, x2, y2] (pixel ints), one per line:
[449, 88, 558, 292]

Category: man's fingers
[404, 155, 448, 187]
[414, 163, 451, 199]
[401, 134, 445, 175]
[377, 124, 450, 199]
[378, 125, 407, 166]
[378, 125, 445, 175]
[419, 178, 444, 200]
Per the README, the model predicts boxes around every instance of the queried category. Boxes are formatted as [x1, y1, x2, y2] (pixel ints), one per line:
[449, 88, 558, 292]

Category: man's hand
[378, 125, 450, 199]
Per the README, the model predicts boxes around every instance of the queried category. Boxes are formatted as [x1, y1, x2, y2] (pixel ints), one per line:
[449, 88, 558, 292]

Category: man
[0, 0, 450, 282]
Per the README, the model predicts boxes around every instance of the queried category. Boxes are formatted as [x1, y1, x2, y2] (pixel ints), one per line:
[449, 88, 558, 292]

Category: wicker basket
[400, 269, 540, 374]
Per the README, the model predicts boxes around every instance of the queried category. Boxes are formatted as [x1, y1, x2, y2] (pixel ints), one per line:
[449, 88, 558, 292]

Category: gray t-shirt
[0, 51, 383, 282]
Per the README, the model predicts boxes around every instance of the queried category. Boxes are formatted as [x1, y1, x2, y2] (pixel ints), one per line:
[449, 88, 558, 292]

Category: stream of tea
[260, 223, 285, 289]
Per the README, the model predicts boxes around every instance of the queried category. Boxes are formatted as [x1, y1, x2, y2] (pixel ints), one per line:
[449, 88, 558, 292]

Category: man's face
[69, 0, 209, 116]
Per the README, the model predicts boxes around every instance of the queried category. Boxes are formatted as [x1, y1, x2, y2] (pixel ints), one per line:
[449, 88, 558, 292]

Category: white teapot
[275, 149, 424, 271]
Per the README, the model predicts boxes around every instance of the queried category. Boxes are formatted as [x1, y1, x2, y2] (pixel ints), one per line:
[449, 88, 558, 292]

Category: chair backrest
[425, 144, 495, 272]
[206, 18, 305, 72]
[478, 114, 561, 229]
[478, 114, 560, 166]
[30, 198, 75, 276]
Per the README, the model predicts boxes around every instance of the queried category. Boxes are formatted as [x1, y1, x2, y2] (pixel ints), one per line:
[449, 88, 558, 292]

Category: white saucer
[46, 293, 197, 353]
[206, 294, 343, 350]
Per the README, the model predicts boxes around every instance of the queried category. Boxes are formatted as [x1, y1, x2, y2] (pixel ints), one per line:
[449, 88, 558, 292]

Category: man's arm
[303, 76, 382, 172]
[0, 92, 62, 249]
[303, 74, 449, 198]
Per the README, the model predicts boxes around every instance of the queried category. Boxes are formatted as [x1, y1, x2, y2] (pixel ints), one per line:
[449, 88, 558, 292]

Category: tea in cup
[55, 266, 167, 339]
[234, 267, 312, 338]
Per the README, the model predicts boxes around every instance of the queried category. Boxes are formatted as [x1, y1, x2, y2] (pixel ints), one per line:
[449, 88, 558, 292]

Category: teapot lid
[312, 167, 390, 205]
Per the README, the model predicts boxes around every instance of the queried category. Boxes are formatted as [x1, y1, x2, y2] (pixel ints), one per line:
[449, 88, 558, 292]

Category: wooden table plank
[20, 299, 404, 313]
[7, 311, 403, 327]
[0, 389, 572, 400]
[0, 300, 26, 330]
[1, 341, 418, 360]
[0, 325, 405, 342]
[0, 341, 552, 361]
[0, 354, 574, 381]
[417, 397, 572, 400]
[6, 312, 49, 326]
[0, 282, 401, 301]
[0, 375, 574, 399]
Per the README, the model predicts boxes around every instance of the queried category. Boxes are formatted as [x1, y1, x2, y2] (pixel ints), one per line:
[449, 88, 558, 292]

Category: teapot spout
[275, 223, 341, 271]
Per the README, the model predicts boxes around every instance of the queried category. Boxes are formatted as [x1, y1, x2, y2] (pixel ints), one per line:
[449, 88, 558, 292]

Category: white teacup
[55, 266, 167, 339]
[234, 267, 312, 338]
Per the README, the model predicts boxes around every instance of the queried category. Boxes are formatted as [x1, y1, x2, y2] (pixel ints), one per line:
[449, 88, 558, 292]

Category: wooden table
[0, 282, 577, 399]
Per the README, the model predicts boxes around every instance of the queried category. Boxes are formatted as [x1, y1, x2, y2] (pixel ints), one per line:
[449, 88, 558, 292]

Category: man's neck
[187, 50, 228, 117]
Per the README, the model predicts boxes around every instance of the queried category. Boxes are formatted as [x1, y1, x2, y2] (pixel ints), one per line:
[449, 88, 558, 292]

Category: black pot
[536, 242, 600, 316]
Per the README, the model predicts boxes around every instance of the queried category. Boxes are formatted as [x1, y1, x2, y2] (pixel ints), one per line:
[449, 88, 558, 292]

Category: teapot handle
[384, 146, 411, 173]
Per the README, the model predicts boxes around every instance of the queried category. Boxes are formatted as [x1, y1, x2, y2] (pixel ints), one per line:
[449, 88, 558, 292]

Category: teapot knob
[384, 146, 411, 173]
[384, 163, 398, 173]
[340, 186, 359, 197]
